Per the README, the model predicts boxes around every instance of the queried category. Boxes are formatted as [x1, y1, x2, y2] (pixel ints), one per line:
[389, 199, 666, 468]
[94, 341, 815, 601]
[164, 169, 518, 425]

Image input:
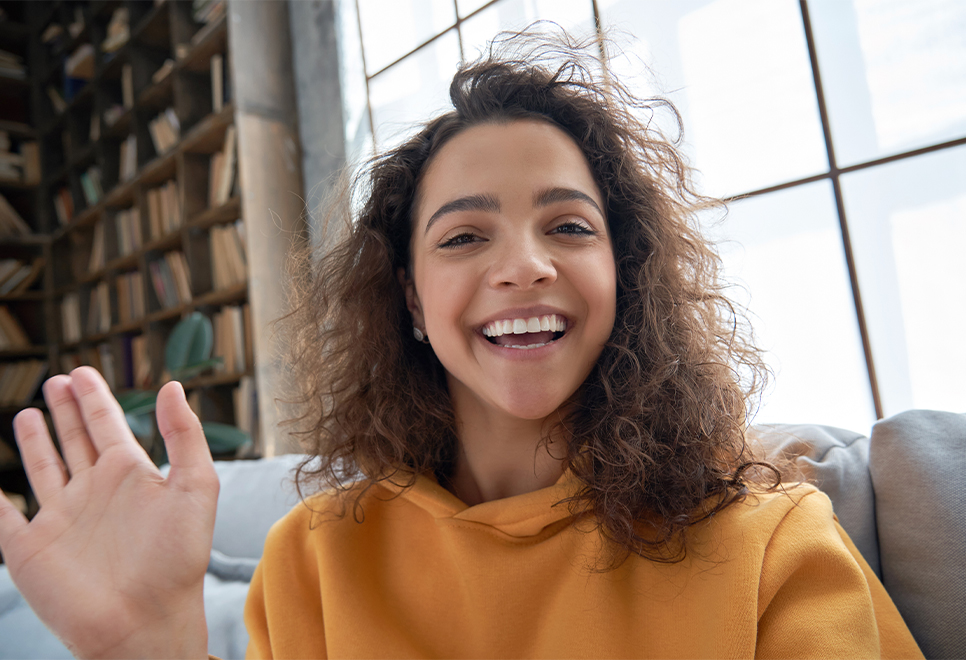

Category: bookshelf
[0, 0, 261, 520]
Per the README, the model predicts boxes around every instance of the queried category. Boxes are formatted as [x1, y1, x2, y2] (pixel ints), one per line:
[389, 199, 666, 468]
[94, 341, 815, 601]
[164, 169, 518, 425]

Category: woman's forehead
[413, 119, 603, 229]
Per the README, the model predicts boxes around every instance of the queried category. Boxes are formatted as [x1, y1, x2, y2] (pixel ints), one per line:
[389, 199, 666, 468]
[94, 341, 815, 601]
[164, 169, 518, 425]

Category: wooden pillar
[228, 0, 305, 456]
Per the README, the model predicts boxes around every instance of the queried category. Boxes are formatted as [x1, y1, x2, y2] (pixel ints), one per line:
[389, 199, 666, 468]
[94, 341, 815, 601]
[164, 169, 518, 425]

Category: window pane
[714, 182, 876, 431]
[336, 0, 373, 164]
[598, 0, 828, 198]
[810, 0, 966, 167]
[457, 0, 494, 18]
[358, 0, 457, 75]
[369, 29, 462, 149]
[842, 145, 966, 415]
[460, 0, 596, 63]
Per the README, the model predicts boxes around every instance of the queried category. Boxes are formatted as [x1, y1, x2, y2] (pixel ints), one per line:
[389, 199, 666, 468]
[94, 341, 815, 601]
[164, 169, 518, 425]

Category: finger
[0, 489, 29, 558]
[43, 375, 99, 476]
[156, 381, 217, 492]
[68, 366, 141, 457]
[12, 408, 68, 507]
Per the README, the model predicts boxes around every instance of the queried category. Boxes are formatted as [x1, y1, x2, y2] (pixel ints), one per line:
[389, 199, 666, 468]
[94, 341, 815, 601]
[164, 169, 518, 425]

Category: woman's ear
[397, 267, 426, 330]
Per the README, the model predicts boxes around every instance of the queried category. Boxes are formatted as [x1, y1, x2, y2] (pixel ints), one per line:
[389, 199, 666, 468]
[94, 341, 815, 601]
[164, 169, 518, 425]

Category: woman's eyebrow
[425, 193, 501, 234]
[533, 186, 604, 218]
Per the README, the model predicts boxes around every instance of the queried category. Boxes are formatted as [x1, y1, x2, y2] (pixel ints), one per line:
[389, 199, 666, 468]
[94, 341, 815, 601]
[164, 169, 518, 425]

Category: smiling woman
[0, 28, 923, 660]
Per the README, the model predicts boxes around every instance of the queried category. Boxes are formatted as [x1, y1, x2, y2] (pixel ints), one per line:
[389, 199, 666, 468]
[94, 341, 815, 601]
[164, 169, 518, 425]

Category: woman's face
[405, 119, 617, 422]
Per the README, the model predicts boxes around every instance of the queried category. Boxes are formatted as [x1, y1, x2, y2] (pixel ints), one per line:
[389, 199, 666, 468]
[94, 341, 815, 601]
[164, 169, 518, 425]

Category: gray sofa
[1, 411, 963, 659]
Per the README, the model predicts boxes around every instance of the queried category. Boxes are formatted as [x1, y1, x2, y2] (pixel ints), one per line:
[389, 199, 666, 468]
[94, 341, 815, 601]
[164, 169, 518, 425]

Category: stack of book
[119, 134, 137, 182]
[101, 7, 129, 53]
[0, 306, 31, 350]
[114, 207, 142, 256]
[193, 0, 226, 24]
[211, 303, 251, 374]
[0, 193, 31, 237]
[61, 292, 82, 343]
[148, 251, 192, 308]
[60, 345, 116, 390]
[53, 187, 75, 225]
[0, 132, 39, 184]
[0, 257, 44, 295]
[146, 180, 182, 239]
[149, 109, 180, 155]
[80, 166, 103, 205]
[0, 48, 26, 80]
[116, 271, 145, 323]
[85, 281, 111, 335]
[210, 220, 247, 289]
[208, 125, 236, 206]
[0, 360, 47, 407]
[64, 43, 95, 100]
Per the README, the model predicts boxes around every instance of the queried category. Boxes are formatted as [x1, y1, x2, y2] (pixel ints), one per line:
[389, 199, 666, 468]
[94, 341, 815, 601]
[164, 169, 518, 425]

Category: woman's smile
[404, 119, 617, 423]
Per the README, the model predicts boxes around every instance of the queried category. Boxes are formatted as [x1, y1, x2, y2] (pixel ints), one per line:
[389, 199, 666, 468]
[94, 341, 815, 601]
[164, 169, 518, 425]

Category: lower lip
[475, 328, 570, 360]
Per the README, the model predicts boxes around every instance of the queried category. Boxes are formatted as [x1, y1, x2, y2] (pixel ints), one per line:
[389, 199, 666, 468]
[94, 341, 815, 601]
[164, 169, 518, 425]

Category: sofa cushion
[748, 423, 880, 576]
[869, 410, 966, 660]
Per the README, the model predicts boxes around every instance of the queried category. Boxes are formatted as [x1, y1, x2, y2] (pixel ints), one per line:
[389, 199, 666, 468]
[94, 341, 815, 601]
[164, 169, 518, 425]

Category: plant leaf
[125, 412, 155, 439]
[117, 390, 158, 415]
[165, 312, 213, 377]
[201, 422, 251, 454]
[170, 358, 223, 382]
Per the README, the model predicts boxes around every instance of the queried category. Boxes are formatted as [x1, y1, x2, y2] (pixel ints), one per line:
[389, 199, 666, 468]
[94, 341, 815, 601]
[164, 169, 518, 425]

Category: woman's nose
[488, 235, 557, 289]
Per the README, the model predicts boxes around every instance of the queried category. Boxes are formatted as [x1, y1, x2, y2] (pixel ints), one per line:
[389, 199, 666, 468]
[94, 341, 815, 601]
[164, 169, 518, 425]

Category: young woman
[0, 34, 921, 659]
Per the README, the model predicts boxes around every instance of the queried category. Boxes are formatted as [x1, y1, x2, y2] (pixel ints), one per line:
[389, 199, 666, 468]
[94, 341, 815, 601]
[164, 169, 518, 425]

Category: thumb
[156, 381, 216, 490]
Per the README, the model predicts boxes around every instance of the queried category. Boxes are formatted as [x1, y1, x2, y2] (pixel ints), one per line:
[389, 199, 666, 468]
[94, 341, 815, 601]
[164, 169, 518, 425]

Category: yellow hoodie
[244, 472, 922, 659]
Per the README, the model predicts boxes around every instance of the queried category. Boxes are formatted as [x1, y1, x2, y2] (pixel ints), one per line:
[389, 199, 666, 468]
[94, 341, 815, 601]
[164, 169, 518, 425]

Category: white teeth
[481, 314, 568, 338]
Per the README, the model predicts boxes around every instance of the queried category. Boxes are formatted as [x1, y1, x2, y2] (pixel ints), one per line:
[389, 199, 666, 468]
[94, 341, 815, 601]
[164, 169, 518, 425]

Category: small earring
[413, 327, 430, 344]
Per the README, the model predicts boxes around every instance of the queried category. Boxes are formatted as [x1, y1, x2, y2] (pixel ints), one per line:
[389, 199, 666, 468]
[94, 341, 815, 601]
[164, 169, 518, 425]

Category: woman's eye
[438, 232, 481, 248]
[551, 221, 596, 236]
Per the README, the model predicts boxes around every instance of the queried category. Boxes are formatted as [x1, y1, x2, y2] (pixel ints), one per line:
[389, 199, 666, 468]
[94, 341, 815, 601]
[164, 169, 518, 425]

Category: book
[88, 219, 105, 271]
[119, 134, 137, 182]
[97, 343, 116, 390]
[214, 125, 236, 204]
[0, 306, 31, 349]
[0, 192, 31, 236]
[122, 63, 134, 109]
[0, 360, 47, 406]
[65, 44, 95, 80]
[53, 187, 74, 225]
[61, 292, 82, 344]
[165, 251, 192, 304]
[211, 54, 224, 113]
[149, 108, 180, 154]
[21, 141, 40, 184]
[0, 257, 44, 295]
[101, 7, 130, 53]
[46, 86, 67, 113]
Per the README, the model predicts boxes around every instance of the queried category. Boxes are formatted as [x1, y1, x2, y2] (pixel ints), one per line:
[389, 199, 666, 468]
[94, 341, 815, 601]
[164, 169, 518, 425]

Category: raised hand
[0, 366, 218, 659]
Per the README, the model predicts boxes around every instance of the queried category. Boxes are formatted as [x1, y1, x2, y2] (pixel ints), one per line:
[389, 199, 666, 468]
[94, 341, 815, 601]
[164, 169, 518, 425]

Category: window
[336, 0, 966, 429]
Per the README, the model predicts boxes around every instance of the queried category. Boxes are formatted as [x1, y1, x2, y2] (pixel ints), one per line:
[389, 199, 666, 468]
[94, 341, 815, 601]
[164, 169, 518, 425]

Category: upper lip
[475, 305, 572, 330]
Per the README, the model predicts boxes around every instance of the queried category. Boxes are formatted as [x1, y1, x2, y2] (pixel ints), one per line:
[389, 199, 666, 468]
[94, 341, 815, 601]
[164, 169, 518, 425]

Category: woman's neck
[446, 398, 568, 506]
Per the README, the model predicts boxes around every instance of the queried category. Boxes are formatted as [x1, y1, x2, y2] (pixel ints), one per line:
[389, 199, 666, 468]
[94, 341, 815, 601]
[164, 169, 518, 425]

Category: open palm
[0, 367, 217, 659]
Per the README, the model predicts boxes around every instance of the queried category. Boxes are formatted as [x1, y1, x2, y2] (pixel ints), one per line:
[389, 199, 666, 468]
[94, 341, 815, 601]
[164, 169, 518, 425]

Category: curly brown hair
[279, 30, 780, 567]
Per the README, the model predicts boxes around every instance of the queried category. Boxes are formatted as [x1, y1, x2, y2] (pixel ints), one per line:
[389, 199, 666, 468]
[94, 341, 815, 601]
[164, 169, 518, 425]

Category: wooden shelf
[0, 347, 48, 359]
[1, 0, 257, 477]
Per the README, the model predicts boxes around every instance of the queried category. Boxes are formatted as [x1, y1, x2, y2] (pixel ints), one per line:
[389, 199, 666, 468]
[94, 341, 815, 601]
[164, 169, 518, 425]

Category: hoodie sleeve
[755, 491, 923, 659]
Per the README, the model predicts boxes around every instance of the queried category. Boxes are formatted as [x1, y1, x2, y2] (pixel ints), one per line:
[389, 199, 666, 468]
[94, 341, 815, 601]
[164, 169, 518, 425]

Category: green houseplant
[117, 312, 252, 463]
